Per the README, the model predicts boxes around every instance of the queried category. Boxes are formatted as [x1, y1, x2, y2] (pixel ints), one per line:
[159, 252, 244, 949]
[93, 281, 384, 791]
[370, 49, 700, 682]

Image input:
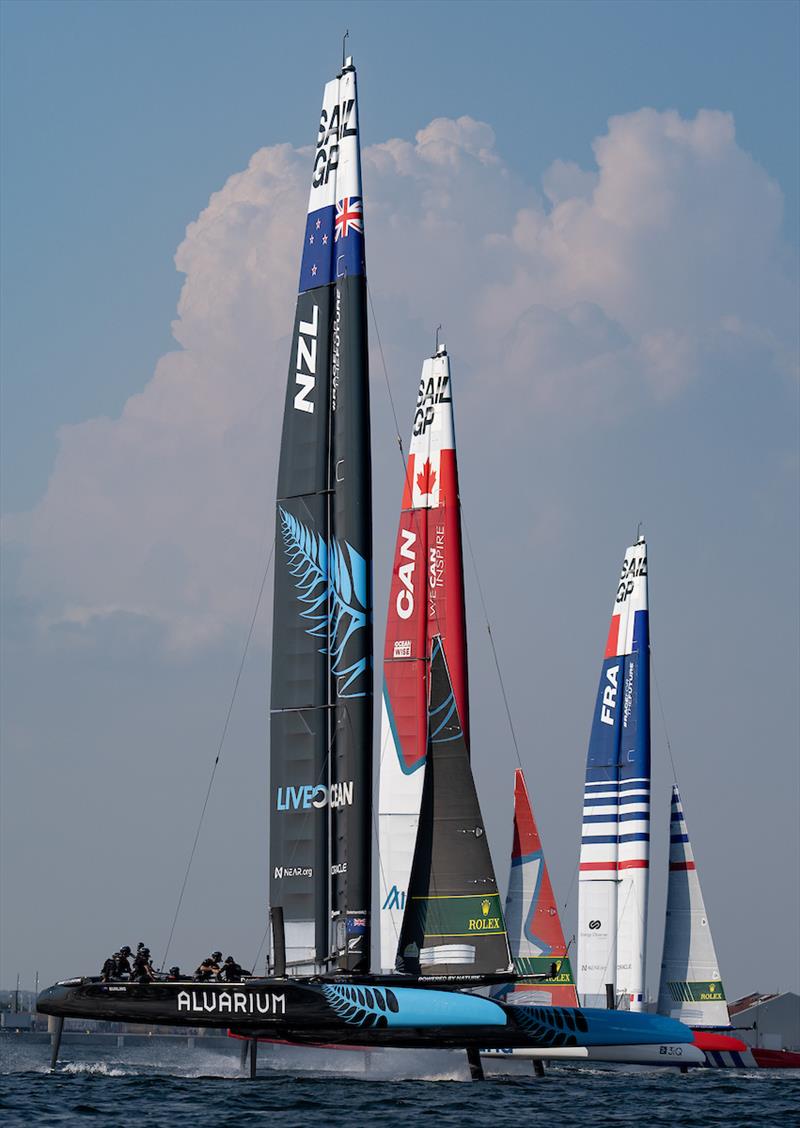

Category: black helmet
[112, 951, 120, 958]
[120, 946, 131, 956]
[224, 956, 234, 964]
[141, 947, 151, 956]
[168, 966, 180, 977]
[211, 951, 222, 961]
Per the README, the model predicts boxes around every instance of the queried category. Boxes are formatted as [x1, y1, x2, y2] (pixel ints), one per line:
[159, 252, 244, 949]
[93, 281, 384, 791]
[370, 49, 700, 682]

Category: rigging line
[159, 541, 275, 972]
[461, 507, 523, 772]
[251, 921, 272, 979]
[650, 641, 680, 786]
[367, 283, 403, 450]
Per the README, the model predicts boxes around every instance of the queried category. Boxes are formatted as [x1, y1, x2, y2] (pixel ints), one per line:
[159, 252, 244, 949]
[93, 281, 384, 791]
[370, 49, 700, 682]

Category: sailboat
[575, 541, 798, 1069]
[657, 786, 800, 1068]
[577, 534, 650, 1011]
[481, 771, 701, 1069]
[38, 54, 702, 1068]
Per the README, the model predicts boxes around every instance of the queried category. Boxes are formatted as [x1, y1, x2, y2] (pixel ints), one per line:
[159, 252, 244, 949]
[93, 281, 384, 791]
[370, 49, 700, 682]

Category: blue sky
[3, 0, 797, 509]
[1, 0, 798, 1002]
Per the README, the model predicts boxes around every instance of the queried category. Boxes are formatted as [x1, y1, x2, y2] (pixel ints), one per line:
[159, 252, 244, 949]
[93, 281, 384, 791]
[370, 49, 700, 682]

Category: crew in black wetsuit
[219, 957, 251, 982]
[166, 966, 182, 981]
[131, 947, 156, 982]
[195, 951, 223, 981]
[115, 946, 132, 978]
[101, 954, 119, 982]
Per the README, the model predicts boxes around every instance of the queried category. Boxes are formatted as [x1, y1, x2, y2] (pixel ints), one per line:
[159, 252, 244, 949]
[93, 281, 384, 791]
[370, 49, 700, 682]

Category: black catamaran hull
[38, 978, 698, 1053]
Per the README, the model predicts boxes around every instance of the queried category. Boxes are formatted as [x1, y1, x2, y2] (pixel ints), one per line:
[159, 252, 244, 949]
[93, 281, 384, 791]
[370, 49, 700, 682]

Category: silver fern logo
[279, 507, 368, 696]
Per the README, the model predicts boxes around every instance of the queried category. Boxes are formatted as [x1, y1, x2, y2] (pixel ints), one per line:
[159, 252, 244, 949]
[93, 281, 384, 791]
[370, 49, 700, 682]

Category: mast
[501, 770, 578, 1006]
[578, 535, 650, 1009]
[270, 56, 371, 974]
[656, 786, 730, 1027]
[378, 344, 468, 971]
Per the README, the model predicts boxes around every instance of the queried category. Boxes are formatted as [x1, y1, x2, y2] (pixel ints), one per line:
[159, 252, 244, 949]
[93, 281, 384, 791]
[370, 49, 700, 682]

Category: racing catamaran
[38, 55, 701, 1069]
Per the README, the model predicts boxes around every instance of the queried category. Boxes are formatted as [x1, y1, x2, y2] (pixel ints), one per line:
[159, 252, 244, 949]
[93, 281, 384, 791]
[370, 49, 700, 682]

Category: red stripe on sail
[669, 861, 696, 871]
[580, 862, 618, 871]
[618, 859, 649, 870]
[604, 614, 621, 658]
[512, 769, 540, 860]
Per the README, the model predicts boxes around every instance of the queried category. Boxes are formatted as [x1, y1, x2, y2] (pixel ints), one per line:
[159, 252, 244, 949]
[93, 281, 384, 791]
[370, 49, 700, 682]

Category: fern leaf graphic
[322, 984, 397, 1028]
[279, 508, 368, 697]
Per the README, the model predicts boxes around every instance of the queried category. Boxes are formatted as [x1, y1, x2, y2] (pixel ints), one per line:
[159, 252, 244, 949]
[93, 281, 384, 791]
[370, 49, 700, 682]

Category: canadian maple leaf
[416, 458, 437, 495]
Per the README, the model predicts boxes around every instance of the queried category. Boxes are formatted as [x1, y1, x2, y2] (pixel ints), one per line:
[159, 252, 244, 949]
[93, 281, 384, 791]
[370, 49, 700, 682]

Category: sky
[1, 0, 798, 1004]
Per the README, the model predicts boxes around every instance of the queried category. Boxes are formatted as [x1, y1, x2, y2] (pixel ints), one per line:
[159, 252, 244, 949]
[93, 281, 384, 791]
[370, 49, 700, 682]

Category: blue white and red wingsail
[656, 786, 730, 1028]
[578, 536, 650, 1010]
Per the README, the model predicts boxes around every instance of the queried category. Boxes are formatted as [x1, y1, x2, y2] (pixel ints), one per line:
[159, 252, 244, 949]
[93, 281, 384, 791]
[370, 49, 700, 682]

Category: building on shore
[728, 992, 800, 1051]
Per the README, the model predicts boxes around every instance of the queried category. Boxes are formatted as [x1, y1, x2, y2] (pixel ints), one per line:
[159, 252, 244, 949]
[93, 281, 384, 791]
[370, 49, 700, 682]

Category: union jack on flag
[334, 196, 363, 241]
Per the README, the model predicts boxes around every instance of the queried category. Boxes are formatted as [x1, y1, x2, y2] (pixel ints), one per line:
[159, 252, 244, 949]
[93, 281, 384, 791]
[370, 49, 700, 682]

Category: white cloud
[4, 108, 796, 647]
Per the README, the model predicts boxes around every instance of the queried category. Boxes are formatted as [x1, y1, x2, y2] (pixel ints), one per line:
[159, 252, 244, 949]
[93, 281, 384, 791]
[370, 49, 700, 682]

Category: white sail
[656, 786, 730, 1027]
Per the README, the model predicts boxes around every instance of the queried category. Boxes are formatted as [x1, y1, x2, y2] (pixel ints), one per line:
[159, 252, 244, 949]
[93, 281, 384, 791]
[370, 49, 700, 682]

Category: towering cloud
[5, 108, 796, 649]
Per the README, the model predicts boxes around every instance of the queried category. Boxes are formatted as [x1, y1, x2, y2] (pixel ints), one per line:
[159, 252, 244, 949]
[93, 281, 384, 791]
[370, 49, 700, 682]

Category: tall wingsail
[578, 536, 650, 1009]
[378, 345, 468, 971]
[656, 786, 730, 1027]
[500, 770, 578, 1006]
[270, 57, 372, 973]
[395, 637, 511, 979]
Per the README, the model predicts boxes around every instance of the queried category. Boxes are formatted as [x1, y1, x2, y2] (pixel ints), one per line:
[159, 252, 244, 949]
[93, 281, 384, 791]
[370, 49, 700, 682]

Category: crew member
[166, 966, 182, 981]
[219, 956, 251, 982]
[131, 946, 156, 982]
[195, 951, 223, 981]
[101, 953, 119, 982]
[115, 946, 133, 978]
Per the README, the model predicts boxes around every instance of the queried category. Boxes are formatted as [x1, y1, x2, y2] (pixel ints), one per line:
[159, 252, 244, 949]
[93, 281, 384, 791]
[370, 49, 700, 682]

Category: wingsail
[656, 786, 730, 1028]
[578, 536, 650, 1009]
[270, 58, 372, 973]
[500, 770, 578, 1006]
[378, 345, 468, 971]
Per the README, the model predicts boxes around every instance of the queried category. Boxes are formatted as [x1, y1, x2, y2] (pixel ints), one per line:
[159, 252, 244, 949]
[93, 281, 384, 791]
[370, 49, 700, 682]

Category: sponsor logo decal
[395, 529, 417, 620]
[313, 98, 357, 189]
[668, 980, 726, 1003]
[393, 640, 412, 658]
[275, 782, 354, 811]
[293, 305, 319, 413]
[428, 524, 445, 615]
[622, 660, 635, 727]
[588, 919, 602, 930]
[382, 885, 406, 911]
[330, 862, 348, 876]
[616, 553, 646, 603]
[600, 664, 619, 726]
[331, 287, 341, 412]
[659, 1045, 683, 1056]
[467, 897, 502, 931]
[413, 371, 451, 436]
[273, 866, 313, 880]
[177, 990, 286, 1016]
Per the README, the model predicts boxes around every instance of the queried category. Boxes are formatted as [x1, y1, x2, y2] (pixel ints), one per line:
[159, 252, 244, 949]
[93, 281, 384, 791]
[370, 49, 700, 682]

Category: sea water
[1, 1038, 797, 1126]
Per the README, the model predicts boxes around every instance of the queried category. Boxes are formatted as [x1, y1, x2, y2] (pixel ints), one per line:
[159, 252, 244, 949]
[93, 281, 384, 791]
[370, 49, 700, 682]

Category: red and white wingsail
[501, 770, 578, 1007]
[378, 344, 468, 972]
